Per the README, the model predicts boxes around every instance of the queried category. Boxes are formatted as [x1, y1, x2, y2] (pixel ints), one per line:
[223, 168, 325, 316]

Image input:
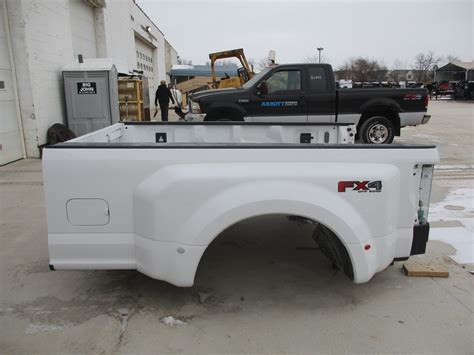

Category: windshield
[242, 67, 272, 89]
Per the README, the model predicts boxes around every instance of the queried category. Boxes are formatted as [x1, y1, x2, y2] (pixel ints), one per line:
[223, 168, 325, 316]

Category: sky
[137, 0, 473, 69]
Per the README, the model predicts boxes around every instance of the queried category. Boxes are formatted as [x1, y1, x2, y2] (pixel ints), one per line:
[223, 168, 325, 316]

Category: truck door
[249, 68, 307, 122]
[306, 66, 335, 123]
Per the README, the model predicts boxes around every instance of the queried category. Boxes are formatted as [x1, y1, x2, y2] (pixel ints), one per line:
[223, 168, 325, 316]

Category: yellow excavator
[209, 48, 254, 89]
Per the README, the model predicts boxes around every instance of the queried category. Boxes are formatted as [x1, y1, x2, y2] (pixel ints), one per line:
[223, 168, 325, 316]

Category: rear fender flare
[359, 98, 401, 114]
[359, 98, 401, 135]
[176, 181, 373, 283]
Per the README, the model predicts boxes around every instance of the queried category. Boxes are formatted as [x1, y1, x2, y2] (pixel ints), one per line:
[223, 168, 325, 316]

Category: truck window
[266, 70, 301, 94]
[308, 67, 327, 92]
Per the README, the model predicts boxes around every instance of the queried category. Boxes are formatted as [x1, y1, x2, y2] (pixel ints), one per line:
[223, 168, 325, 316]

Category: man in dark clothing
[155, 80, 175, 121]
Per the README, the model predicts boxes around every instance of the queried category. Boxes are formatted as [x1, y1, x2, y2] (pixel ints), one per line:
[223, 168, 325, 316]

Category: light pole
[317, 47, 324, 63]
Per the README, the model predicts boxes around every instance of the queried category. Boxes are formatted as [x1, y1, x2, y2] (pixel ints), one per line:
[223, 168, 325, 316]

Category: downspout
[3, 0, 27, 158]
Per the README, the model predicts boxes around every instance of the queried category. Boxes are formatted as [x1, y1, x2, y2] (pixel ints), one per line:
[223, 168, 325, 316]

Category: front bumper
[422, 114, 431, 124]
[410, 223, 430, 255]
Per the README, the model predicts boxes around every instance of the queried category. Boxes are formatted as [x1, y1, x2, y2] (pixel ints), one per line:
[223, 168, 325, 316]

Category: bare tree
[205, 59, 239, 67]
[303, 54, 329, 64]
[444, 54, 460, 63]
[336, 57, 388, 82]
[392, 58, 406, 70]
[335, 62, 353, 80]
[412, 51, 441, 82]
[213, 60, 238, 67]
[387, 58, 406, 82]
[177, 57, 192, 65]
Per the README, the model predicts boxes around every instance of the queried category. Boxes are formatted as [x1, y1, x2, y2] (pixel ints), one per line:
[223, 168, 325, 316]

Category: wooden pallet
[403, 262, 449, 278]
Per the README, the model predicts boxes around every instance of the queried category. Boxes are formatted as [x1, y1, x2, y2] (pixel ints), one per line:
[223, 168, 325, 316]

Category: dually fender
[133, 163, 375, 285]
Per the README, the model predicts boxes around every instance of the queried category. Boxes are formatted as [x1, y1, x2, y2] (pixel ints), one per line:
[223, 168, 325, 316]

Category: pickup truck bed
[43, 123, 438, 286]
[69, 121, 356, 145]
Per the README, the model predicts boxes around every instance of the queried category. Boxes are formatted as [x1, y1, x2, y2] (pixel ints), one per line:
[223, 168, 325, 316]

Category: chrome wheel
[368, 124, 388, 144]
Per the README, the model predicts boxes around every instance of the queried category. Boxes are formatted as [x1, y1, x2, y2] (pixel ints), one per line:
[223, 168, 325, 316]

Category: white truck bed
[69, 122, 356, 145]
[43, 122, 438, 286]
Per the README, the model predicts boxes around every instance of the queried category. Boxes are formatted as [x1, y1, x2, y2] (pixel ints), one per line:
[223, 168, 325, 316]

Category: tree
[387, 58, 407, 82]
[412, 51, 441, 82]
[213, 60, 238, 67]
[303, 54, 329, 64]
[444, 54, 460, 64]
[336, 57, 388, 82]
[177, 57, 192, 65]
[392, 58, 406, 70]
[334, 62, 352, 80]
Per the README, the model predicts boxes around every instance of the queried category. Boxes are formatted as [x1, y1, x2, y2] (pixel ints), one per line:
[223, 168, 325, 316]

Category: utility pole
[317, 47, 324, 63]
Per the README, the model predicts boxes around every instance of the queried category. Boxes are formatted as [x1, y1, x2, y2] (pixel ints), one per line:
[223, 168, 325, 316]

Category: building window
[0, 81, 5, 90]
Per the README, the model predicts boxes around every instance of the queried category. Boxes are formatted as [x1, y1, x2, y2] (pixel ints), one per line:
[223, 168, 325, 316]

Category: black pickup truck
[187, 64, 431, 144]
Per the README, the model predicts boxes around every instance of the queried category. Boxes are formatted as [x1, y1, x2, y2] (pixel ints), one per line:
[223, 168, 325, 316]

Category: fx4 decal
[403, 94, 423, 100]
[338, 180, 382, 193]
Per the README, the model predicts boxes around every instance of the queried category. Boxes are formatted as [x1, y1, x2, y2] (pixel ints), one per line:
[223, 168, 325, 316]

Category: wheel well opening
[195, 214, 354, 286]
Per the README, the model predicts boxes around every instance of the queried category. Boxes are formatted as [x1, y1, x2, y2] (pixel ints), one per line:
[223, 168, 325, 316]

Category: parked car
[187, 64, 431, 144]
[43, 122, 438, 286]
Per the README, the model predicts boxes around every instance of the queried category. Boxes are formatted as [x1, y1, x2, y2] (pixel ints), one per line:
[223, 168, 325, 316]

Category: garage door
[135, 36, 155, 100]
[69, 0, 97, 59]
[0, 1, 23, 165]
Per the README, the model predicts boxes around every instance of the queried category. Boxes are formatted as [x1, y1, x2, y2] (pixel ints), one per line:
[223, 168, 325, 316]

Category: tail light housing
[423, 94, 429, 109]
[418, 165, 434, 224]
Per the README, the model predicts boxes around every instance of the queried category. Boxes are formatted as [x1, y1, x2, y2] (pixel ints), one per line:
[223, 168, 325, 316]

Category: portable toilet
[62, 58, 119, 136]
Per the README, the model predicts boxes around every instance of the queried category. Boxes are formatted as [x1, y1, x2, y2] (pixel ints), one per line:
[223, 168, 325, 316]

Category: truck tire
[359, 116, 395, 144]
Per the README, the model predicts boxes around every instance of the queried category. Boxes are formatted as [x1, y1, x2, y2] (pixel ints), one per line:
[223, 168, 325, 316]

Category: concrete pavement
[1, 100, 473, 353]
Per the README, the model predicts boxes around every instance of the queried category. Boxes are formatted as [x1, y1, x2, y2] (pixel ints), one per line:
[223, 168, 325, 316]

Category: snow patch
[429, 188, 474, 264]
[412, 133, 440, 139]
[160, 316, 186, 327]
[25, 323, 64, 334]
